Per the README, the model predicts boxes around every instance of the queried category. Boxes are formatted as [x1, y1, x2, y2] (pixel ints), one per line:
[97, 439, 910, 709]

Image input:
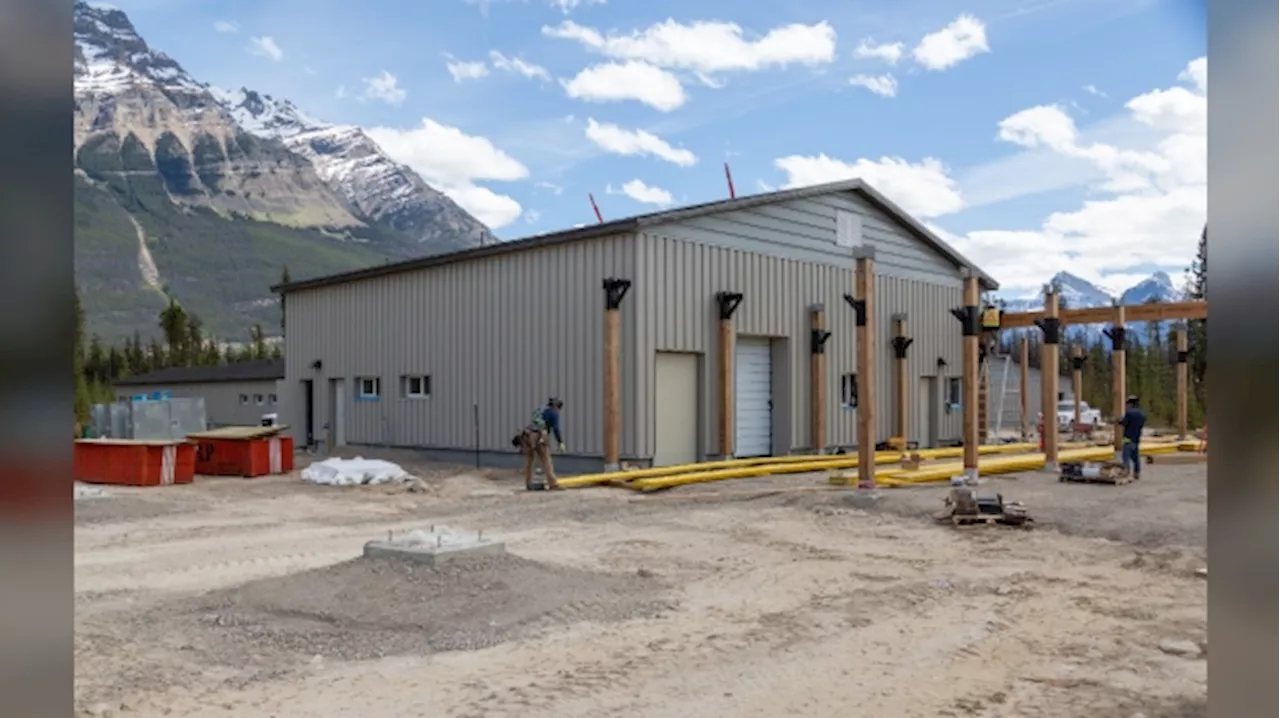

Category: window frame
[946, 377, 962, 405]
[840, 373, 859, 409]
[239, 394, 249, 405]
[403, 374, 431, 399]
[356, 376, 382, 400]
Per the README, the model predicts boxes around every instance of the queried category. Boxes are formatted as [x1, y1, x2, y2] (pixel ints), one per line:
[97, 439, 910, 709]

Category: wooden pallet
[951, 513, 1034, 528]
[1059, 471, 1133, 485]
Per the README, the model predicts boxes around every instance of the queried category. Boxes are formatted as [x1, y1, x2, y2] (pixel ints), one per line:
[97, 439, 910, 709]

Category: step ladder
[986, 353, 1020, 443]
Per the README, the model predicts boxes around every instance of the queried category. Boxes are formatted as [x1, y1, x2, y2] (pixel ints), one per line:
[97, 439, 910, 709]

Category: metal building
[274, 179, 998, 473]
[114, 359, 285, 428]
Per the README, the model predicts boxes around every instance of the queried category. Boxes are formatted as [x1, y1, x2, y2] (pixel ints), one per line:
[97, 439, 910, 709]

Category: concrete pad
[363, 526, 506, 566]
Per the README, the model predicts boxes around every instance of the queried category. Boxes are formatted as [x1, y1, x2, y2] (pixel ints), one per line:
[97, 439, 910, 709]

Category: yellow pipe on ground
[875, 442, 1198, 487]
[560, 441, 1056, 490]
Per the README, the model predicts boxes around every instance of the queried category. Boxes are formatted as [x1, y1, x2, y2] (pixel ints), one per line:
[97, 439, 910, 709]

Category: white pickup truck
[1056, 400, 1102, 430]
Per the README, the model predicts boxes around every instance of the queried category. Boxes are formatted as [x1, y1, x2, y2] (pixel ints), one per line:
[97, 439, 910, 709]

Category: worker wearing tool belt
[516, 398, 565, 490]
[1116, 395, 1147, 479]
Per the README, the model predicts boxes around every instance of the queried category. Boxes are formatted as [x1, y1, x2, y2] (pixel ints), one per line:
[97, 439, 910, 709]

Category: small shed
[114, 359, 285, 429]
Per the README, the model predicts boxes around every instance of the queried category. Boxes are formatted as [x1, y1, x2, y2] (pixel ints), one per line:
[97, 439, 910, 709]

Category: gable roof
[115, 359, 284, 387]
[273, 178, 999, 295]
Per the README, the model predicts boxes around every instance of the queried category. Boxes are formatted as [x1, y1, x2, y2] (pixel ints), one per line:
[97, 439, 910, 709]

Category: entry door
[917, 376, 937, 448]
[303, 380, 314, 446]
[653, 352, 700, 467]
[329, 378, 347, 447]
[734, 337, 773, 457]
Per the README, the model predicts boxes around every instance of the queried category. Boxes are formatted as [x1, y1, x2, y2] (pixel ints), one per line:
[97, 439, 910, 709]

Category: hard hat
[548, 397, 563, 407]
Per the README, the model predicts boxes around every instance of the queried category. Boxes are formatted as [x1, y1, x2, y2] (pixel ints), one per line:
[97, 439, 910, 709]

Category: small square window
[403, 375, 431, 398]
[268, 393, 278, 405]
[835, 210, 863, 248]
[254, 394, 265, 406]
[840, 373, 858, 409]
[357, 376, 381, 399]
[947, 377, 962, 405]
[239, 394, 249, 405]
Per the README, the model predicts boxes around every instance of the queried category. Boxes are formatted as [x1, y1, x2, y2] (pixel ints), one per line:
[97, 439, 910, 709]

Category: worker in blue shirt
[1116, 395, 1147, 479]
[517, 397, 565, 490]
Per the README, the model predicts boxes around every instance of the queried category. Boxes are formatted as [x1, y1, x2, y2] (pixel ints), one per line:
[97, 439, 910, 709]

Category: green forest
[73, 267, 289, 424]
[994, 228, 1208, 430]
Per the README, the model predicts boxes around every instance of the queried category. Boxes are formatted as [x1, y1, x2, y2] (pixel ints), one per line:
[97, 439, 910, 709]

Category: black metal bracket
[950, 305, 980, 336]
[1034, 316, 1061, 345]
[715, 291, 743, 320]
[603, 278, 632, 310]
[810, 329, 832, 354]
[1102, 325, 1126, 351]
[843, 293, 867, 326]
[1177, 350, 1189, 363]
[891, 336, 914, 359]
[1071, 356, 1086, 371]
[311, 359, 322, 371]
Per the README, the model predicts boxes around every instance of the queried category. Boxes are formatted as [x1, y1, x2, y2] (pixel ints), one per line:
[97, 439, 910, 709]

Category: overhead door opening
[734, 337, 773, 458]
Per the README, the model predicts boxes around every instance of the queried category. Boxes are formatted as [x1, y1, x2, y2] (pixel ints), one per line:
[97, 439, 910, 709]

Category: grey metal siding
[281, 234, 640, 459]
[643, 190, 961, 283]
[114, 380, 279, 427]
[632, 231, 966, 456]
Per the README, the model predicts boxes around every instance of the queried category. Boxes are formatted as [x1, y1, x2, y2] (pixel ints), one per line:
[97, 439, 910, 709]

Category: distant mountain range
[995, 270, 1185, 346]
[73, 1, 492, 342]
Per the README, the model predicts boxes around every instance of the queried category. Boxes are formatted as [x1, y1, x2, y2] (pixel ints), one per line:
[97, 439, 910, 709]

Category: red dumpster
[75, 439, 196, 486]
[189, 427, 294, 478]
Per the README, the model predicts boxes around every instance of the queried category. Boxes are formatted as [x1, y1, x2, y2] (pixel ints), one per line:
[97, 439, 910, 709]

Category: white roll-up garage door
[734, 337, 773, 457]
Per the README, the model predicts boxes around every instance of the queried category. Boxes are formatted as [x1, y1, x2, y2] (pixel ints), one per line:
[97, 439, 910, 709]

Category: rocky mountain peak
[210, 86, 328, 140]
[74, 1, 205, 99]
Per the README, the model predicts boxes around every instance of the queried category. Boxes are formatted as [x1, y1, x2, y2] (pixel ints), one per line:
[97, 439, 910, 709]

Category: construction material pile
[301, 457, 411, 486]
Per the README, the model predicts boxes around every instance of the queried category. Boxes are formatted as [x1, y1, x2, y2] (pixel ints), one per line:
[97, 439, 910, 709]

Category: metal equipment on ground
[934, 480, 1033, 528]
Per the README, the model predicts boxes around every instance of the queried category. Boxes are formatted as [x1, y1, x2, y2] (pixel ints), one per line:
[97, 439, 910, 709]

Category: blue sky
[104, 0, 1206, 297]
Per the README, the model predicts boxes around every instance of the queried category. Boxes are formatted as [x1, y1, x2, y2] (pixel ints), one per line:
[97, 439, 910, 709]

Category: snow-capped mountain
[995, 270, 1185, 346]
[1119, 271, 1177, 305]
[213, 87, 494, 252]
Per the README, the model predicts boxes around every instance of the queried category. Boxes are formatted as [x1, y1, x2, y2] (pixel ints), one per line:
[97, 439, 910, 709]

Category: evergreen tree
[126, 330, 146, 375]
[1186, 225, 1207, 405]
[107, 345, 126, 381]
[146, 337, 166, 371]
[85, 335, 106, 384]
[249, 324, 268, 360]
[279, 265, 291, 334]
[186, 314, 205, 366]
[74, 290, 91, 424]
[159, 297, 189, 366]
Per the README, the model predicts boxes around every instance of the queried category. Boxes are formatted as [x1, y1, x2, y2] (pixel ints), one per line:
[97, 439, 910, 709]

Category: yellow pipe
[560, 441, 1063, 489]
[876, 442, 1197, 487]
[628, 457, 910, 493]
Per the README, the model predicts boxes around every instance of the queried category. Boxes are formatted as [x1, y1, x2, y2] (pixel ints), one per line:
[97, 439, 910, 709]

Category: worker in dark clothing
[1116, 395, 1147, 478]
[518, 398, 565, 490]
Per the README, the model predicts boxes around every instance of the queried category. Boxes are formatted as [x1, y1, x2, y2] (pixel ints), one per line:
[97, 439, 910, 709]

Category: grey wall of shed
[984, 361, 1045, 435]
[279, 233, 640, 464]
[632, 190, 969, 456]
[114, 380, 280, 428]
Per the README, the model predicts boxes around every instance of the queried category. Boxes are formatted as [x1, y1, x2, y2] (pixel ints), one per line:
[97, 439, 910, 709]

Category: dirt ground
[75, 454, 1207, 718]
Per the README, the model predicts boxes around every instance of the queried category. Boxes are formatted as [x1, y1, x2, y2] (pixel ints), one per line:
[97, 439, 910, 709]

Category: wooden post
[1018, 336, 1029, 441]
[1071, 345, 1083, 437]
[953, 275, 981, 482]
[809, 305, 831, 453]
[602, 279, 631, 471]
[890, 314, 913, 448]
[1037, 287, 1061, 470]
[1104, 306, 1127, 461]
[1176, 325, 1188, 439]
[715, 291, 743, 459]
[852, 249, 876, 490]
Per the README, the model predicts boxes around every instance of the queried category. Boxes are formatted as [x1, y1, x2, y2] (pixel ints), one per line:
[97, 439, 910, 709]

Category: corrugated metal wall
[280, 234, 639, 457]
[631, 234, 966, 456]
[113, 380, 279, 428]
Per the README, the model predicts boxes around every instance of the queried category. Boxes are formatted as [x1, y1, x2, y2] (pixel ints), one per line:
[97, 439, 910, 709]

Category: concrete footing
[363, 526, 505, 566]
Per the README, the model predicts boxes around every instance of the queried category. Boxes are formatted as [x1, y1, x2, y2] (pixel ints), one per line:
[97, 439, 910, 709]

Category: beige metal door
[917, 376, 937, 449]
[654, 352, 699, 467]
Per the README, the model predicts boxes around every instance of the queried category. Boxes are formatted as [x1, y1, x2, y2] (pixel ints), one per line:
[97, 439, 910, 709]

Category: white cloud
[214, 20, 239, 34]
[561, 61, 687, 112]
[773, 154, 965, 219]
[584, 118, 697, 167]
[1083, 84, 1107, 98]
[524, 209, 543, 224]
[361, 70, 407, 105]
[853, 39, 904, 64]
[542, 18, 836, 81]
[912, 14, 989, 71]
[757, 179, 776, 193]
[1179, 57, 1206, 92]
[248, 36, 284, 62]
[535, 180, 565, 195]
[367, 119, 529, 229]
[551, 0, 606, 14]
[446, 59, 490, 83]
[849, 74, 898, 98]
[489, 51, 551, 81]
[610, 179, 674, 207]
[942, 57, 1207, 295]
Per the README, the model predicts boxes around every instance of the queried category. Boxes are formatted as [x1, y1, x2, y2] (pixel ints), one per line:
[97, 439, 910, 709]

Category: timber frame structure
[967, 294, 1208, 469]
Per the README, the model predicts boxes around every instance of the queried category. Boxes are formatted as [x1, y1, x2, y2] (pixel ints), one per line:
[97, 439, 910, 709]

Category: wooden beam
[1019, 336, 1029, 441]
[1176, 326, 1189, 440]
[1105, 305, 1128, 460]
[1040, 288, 1060, 470]
[1072, 345, 1083, 436]
[715, 292, 743, 459]
[961, 276, 981, 480]
[854, 252, 876, 490]
[809, 305, 829, 454]
[602, 278, 631, 470]
[892, 315, 911, 447]
[999, 300, 1207, 329]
